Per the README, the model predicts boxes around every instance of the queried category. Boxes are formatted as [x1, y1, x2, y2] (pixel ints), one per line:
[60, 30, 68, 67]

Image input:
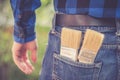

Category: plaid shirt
[54, 0, 120, 18]
[10, 0, 120, 43]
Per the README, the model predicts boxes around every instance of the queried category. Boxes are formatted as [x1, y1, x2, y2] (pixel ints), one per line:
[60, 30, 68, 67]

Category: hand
[12, 40, 38, 74]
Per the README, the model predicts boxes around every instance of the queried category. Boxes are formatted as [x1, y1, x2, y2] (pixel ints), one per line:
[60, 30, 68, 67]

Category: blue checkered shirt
[10, 0, 120, 43]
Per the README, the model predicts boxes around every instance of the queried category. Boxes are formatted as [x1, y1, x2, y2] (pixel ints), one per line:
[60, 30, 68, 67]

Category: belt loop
[116, 18, 120, 36]
[51, 13, 57, 34]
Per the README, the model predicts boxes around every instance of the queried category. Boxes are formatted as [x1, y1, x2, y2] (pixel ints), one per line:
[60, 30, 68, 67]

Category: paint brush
[78, 29, 104, 64]
[60, 28, 82, 61]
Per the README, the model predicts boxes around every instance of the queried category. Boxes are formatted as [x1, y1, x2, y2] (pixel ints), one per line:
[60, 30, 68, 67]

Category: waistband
[55, 13, 116, 27]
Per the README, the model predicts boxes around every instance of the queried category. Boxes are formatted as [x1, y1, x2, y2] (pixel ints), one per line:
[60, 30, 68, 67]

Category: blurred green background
[0, 0, 54, 80]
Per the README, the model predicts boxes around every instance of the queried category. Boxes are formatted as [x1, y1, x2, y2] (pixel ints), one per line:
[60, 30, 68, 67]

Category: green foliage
[0, 0, 13, 27]
[36, 0, 54, 27]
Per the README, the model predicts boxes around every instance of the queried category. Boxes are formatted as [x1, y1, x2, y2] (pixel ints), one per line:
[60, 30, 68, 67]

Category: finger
[22, 51, 34, 71]
[13, 56, 32, 74]
[25, 59, 34, 71]
[31, 49, 37, 63]
[18, 62, 31, 74]
[26, 40, 38, 63]
[20, 49, 34, 74]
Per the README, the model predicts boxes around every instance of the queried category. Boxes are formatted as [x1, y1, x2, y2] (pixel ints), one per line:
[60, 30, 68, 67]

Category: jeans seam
[52, 54, 62, 80]
[117, 45, 120, 80]
[54, 53, 102, 68]
[93, 62, 102, 80]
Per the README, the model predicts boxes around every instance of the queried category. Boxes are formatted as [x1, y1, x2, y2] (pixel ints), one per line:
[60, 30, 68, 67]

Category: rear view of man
[10, 0, 120, 80]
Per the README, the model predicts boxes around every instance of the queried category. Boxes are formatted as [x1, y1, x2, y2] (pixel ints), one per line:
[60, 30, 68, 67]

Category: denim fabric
[40, 22, 120, 80]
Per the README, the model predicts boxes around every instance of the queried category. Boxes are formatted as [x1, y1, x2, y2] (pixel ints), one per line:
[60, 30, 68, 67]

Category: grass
[0, 26, 51, 80]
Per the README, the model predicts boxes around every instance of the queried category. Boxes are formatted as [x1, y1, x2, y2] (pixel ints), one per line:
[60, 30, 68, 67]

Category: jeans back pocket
[52, 53, 102, 80]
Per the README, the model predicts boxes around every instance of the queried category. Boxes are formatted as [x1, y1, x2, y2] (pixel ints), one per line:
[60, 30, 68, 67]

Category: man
[10, 0, 120, 80]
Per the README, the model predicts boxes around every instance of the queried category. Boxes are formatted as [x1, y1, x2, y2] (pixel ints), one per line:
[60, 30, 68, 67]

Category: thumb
[30, 48, 37, 63]
[26, 40, 38, 63]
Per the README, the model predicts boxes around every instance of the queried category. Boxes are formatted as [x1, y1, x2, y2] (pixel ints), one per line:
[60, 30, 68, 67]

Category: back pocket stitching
[54, 53, 102, 68]
[53, 53, 102, 80]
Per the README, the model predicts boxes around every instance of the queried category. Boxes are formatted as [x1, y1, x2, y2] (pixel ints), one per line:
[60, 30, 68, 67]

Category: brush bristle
[61, 28, 82, 49]
[81, 29, 104, 53]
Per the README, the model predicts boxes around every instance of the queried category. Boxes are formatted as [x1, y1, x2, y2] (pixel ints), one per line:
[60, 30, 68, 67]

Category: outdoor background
[0, 0, 54, 80]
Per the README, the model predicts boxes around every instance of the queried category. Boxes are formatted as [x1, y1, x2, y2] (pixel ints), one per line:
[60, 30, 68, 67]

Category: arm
[10, 0, 41, 74]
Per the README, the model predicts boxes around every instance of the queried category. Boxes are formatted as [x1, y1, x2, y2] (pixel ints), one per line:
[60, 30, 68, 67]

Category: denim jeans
[39, 21, 120, 80]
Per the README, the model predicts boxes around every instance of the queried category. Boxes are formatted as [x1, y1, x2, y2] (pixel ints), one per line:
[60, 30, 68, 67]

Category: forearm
[10, 0, 41, 43]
